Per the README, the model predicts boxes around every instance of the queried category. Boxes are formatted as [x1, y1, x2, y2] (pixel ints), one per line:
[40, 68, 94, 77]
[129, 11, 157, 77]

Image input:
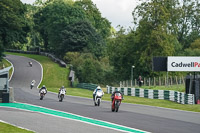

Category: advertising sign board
[168, 56, 200, 71]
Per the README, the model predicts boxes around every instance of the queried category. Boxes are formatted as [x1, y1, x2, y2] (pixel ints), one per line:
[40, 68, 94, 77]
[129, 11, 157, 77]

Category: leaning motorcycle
[29, 62, 32, 67]
[39, 89, 46, 100]
[30, 83, 34, 89]
[58, 89, 66, 102]
[111, 92, 122, 112]
[94, 90, 103, 106]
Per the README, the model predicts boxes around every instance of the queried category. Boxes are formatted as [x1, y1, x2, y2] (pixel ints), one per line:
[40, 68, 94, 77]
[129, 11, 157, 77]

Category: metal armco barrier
[76, 83, 98, 91]
[107, 86, 195, 104]
[6, 49, 67, 67]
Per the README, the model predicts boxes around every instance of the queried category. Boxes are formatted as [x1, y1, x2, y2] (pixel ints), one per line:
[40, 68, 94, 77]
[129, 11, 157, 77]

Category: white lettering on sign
[168, 57, 200, 71]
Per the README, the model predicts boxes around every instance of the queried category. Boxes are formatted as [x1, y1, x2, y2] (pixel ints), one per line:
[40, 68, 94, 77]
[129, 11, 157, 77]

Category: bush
[64, 52, 115, 85]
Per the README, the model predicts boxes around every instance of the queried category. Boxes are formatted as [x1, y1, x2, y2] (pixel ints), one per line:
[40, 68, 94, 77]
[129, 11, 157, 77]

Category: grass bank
[0, 58, 13, 78]
[141, 84, 185, 92]
[0, 122, 34, 133]
[5, 52, 200, 112]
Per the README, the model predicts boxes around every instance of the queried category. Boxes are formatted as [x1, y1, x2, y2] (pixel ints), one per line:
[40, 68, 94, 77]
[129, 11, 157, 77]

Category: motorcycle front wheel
[94, 101, 97, 106]
[115, 101, 119, 112]
[111, 104, 115, 112]
[59, 94, 64, 102]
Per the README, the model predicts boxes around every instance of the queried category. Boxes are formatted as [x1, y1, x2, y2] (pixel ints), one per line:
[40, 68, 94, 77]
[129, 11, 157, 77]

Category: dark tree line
[0, 0, 29, 61]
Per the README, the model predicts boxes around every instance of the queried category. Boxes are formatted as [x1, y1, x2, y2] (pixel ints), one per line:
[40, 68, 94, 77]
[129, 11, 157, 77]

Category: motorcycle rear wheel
[40, 96, 43, 100]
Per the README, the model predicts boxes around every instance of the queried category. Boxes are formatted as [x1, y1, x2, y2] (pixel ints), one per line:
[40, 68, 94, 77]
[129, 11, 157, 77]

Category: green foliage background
[1, 0, 200, 85]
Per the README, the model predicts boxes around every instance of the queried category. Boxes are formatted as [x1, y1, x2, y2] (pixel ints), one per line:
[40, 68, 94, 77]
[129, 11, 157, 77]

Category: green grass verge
[5, 52, 200, 112]
[0, 58, 13, 78]
[141, 84, 185, 92]
[48, 87, 200, 112]
[5, 52, 70, 91]
[0, 122, 34, 133]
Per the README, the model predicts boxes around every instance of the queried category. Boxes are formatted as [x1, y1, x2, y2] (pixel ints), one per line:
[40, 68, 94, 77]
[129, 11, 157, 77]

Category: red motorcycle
[111, 92, 122, 112]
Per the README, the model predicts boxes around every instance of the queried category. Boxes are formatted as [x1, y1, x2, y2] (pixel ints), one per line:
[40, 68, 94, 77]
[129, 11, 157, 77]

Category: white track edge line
[6, 54, 43, 89]
[31, 58, 43, 89]
[4, 58, 14, 81]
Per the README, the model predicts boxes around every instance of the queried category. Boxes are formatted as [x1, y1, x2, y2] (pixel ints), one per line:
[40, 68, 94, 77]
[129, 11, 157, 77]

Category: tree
[131, 0, 181, 76]
[75, 0, 111, 39]
[190, 38, 200, 49]
[80, 58, 98, 83]
[0, 41, 4, 61]
[184, 38, 200, 56]
[64, 52, 115, 84]
[24, 4, 42, 50]
[133, 0, 200, 49]
[34, 0, 86, 52]
[0, 0, 29, 58]
[175, 0, 200, 48]
[60, 20, 106, 58]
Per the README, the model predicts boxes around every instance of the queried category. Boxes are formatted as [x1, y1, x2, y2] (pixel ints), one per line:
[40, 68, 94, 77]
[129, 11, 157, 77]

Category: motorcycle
[58, 89, 66, 102]
[94, 90, 103, 106]
[29, 62, 32, 67]
[30, 83, 34, 89]
[39, 89, 46, 100]
[111, 92, 122, 112]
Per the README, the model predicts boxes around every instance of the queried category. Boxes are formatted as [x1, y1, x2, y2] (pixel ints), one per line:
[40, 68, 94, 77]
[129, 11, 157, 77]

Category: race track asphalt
[2, 54, 200, 133]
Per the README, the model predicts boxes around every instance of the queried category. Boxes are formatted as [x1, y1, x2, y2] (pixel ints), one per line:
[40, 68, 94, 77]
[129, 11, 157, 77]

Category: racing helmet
[97, 86, 101, 89]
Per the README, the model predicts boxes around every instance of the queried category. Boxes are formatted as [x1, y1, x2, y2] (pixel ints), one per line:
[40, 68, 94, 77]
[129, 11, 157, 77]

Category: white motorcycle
[30, 81, 35, 89]
[58, 89, 66, 102]
[94, 90, 104, 106]
[29, 62, 32, 67]
[39, 89, 47, 100]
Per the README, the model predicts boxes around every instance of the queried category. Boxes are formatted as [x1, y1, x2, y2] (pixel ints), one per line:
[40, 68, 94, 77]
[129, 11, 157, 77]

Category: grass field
[5, 52, 200, 112]
[142, 84, 185, 92]
[0, 122, 34, 133]
[0, 59, 11, 69]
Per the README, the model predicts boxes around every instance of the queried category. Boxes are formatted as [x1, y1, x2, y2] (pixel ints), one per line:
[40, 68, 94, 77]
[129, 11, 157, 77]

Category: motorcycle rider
[29, 61, 32, 67]
[39, 85, 47, 94]
[93, 86, 104, 101]
[111, 91, 124, 102]
[58, 86, 66, 98]
[30, 80, 36, 89]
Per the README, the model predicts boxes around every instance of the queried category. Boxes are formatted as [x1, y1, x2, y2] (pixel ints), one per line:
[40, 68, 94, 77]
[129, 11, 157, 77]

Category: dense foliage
[64, 52, 115, 85]
[60, 20, 106, 58]
[1, 0, 200, 85]
[0, 0, 29, 61]
[108, 0, 200, 80]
